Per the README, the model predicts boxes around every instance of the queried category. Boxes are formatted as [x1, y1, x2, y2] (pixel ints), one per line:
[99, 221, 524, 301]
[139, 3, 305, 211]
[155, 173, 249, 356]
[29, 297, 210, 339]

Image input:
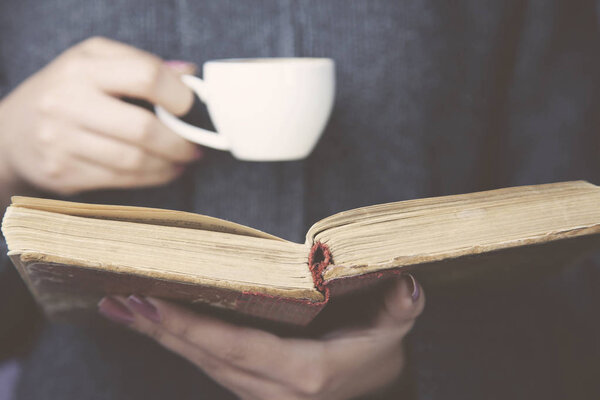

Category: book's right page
[306, 181, 600, 296]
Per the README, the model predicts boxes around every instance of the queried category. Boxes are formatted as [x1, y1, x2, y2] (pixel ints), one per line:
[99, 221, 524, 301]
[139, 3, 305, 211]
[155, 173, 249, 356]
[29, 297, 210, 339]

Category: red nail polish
[127, 295, 161, 323]
[98, 297, 134, 325]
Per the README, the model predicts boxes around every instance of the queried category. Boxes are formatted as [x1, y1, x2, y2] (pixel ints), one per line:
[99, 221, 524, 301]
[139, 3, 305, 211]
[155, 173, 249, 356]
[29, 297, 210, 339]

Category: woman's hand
[0, 36, 200, 197]
[98, 275, 424, 400]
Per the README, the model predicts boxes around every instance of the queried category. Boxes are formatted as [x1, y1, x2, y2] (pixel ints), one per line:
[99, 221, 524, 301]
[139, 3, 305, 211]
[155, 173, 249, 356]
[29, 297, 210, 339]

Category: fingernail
[405, 273, 420, 302]
[193, 147, 204, 160]
[98, 296, 134, 325]
[164, 60, 196, 73]
[127, 295, 161, 323]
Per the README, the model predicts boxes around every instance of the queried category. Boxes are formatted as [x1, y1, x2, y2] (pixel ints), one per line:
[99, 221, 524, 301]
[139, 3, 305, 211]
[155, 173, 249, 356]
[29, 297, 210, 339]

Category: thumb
[376, 274, 425, 330]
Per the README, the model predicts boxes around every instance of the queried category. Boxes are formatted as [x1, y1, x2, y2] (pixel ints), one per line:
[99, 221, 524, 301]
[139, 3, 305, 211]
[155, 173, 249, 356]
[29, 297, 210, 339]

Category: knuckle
[157, 168, 181, 185]
[41, 155, 66, 180]
[296, 363, 328, 397]
[145, 325, 165, 343]
[173, 320, 195, 343]
[222, 341, 247, 363]
[60, 56, 86, 77]
[56, 44, 89, 74]
[114, 173, 139, 188]
[36, 124, 58, 144]
[132, 112, 156, 142]
[120, 148, 146, 171]
[178, 143, 198, 162]
[199, 356, 223, 375]
[137, 59, 162, 95]
[79, 36, 109, 50]
[38, 92, 61, 115]
[218, 327, 257, 363]
[151, 173, 172, 187]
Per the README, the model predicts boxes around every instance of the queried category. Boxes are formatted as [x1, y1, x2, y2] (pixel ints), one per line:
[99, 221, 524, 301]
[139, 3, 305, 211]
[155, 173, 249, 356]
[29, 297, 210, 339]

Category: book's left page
[11, 196, 283, 240]
[2, 203, 325, 325]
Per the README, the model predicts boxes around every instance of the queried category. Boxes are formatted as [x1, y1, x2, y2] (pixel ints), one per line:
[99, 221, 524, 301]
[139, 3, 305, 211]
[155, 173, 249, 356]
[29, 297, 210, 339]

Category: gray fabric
[1, 0, 599, 399]
[0, 239, 6, 275]
[0, 360, 19, 400]
[0, 238, 39, 361]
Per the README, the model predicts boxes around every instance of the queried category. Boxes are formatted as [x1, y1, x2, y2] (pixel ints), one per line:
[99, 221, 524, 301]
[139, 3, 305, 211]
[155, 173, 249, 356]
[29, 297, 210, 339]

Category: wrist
[0, 157, 23, 213]
[0, 154, 18, 187]
[0, 108, 27, 212]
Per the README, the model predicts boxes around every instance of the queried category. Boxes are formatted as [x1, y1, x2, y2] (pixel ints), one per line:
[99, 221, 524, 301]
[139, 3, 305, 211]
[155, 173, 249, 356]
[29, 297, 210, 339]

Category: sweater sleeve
[0, 237, 42, 360]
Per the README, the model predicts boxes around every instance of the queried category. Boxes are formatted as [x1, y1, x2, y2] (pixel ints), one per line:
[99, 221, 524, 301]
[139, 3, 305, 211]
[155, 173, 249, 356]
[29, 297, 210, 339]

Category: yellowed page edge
[11, 196, 284, 241]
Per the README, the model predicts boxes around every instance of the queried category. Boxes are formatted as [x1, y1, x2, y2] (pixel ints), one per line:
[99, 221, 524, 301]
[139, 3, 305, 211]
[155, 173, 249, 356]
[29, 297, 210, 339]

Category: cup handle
[154, 75, 230, 151]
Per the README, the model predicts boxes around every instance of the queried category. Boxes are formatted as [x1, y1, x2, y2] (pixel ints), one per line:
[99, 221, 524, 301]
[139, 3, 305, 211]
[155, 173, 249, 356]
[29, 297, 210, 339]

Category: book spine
[308, 241, 332, 295]
[310, 241, 404, 298]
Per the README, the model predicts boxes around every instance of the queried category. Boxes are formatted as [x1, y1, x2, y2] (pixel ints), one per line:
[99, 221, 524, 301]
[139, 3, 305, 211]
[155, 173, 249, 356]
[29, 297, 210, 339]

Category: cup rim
[204, 57, 334, 67]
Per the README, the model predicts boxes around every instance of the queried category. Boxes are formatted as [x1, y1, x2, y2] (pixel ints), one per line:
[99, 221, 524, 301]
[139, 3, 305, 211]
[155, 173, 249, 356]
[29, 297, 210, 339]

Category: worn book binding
[2, 181, 600, 325]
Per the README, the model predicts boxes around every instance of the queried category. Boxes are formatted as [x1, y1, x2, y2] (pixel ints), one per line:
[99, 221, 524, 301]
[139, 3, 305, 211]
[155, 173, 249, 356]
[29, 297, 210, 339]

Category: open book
[2, 181, 600, 325]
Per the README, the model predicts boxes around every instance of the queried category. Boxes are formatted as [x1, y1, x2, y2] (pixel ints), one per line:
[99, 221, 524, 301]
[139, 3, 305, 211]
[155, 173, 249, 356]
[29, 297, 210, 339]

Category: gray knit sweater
[1, 1, 600, 399]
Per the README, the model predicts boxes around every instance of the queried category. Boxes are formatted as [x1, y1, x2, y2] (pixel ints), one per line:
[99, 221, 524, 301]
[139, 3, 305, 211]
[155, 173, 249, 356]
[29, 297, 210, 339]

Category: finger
[164, 60, 198, 75]
[79, 38, 197, 76]
[76, 37, 194, 115]
[88, 55, 193, 115]
[57, 126, 176, 173]
[78, 36, 150, 57]
[97, 162, 184, 191]
[136, 328, 286, 400]
[101, 294, 405, 400]
[38, 155, 183, 194]
[104, 297, 291, 400]
[55, 91, 199, 163]
[126, 296, 324, 388]
[375, 274, 425, 332]
[318, 337, 406, 399]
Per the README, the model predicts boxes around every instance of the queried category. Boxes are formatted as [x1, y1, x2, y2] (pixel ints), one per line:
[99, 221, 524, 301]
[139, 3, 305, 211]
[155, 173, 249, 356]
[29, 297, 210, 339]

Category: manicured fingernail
[405, 273, 420, 302]
[127, 295, 161, 323]
[98, 296, 134, 325]
[165, 60, 193, 67]
[164, 60, 196, 72]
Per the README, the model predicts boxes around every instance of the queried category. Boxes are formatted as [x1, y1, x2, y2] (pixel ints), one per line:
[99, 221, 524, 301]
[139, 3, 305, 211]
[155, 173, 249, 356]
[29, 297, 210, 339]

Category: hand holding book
[98, 275, 424, 400]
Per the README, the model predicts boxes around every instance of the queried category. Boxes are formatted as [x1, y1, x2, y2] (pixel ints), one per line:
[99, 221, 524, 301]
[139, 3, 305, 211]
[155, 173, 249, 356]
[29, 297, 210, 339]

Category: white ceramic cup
[155, 57, 335, 161]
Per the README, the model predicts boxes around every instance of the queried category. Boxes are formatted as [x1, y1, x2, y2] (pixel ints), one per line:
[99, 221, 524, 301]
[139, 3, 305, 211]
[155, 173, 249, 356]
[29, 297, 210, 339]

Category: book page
[11, 196, 283, 241]
[3, 206, 320, 300]
[307, 181, 600, 281]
